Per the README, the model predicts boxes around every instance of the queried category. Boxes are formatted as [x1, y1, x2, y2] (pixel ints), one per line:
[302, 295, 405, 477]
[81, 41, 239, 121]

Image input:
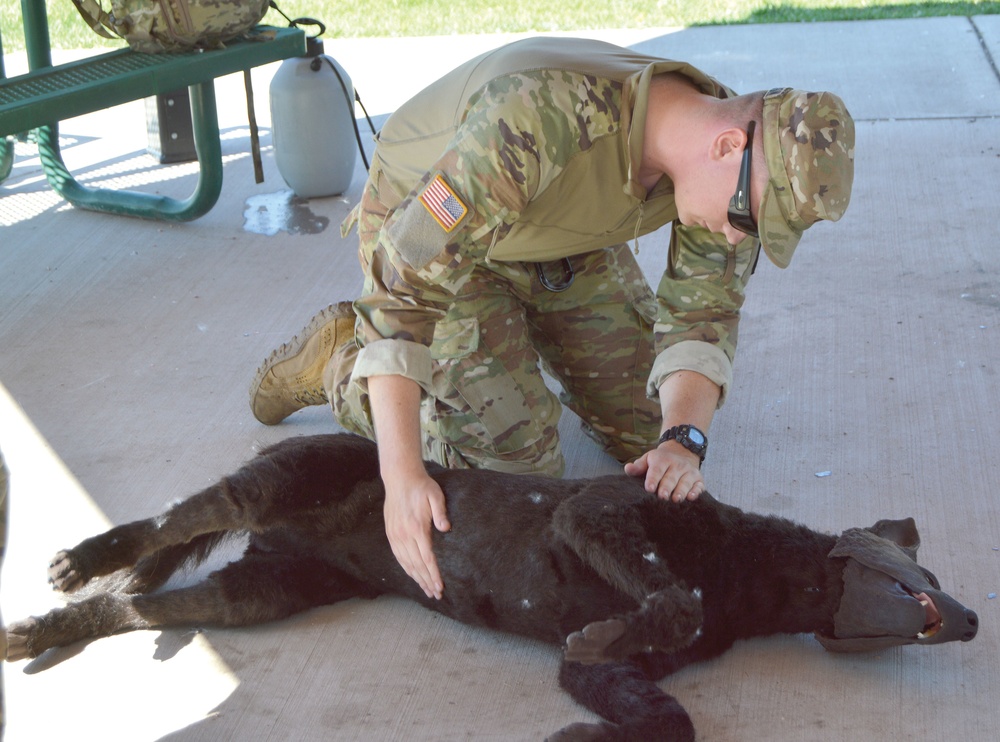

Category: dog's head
[815, 518, 979, 652]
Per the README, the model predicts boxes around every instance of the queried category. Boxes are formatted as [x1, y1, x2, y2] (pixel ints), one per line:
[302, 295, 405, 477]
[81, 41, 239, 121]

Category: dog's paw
[564, 618, 627, 664]
[48, 550, 87, 593]
[4, 617, 43, 661]
[546, 721, 613, 742]
[581, 586, 703, 661]
[641, 585, 704, 650]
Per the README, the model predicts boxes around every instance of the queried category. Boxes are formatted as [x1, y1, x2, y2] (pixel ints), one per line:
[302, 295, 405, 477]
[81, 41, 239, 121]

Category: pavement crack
[968, 16, 1000, 87]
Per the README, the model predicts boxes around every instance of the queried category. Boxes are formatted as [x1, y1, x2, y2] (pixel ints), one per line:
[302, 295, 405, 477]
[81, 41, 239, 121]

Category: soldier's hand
[383, 470, 451, 599]
[624, 444, 704, 503]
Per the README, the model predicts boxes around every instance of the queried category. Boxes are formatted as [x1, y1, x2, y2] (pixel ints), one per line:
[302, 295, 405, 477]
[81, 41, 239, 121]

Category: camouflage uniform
[329, 37, 854, 476]
[68, 0, 270, 52]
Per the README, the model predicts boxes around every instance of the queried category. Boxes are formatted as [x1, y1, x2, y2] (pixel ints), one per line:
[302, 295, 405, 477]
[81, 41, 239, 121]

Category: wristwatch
[657, 425, 708, 465]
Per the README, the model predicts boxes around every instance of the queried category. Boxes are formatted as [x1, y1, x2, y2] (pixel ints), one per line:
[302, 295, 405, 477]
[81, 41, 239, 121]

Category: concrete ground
[1, 16, 998, 742]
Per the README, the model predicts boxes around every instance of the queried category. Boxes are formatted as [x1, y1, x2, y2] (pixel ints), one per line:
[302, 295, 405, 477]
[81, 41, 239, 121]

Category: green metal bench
[0, 0, 306, 220]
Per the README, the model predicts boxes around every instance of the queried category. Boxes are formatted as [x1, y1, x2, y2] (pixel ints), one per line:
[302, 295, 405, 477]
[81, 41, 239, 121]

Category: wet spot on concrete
[243, 190, 329, 236]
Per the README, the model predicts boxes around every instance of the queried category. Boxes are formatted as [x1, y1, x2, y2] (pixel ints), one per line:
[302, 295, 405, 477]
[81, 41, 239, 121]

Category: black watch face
[687, 427, 705, 447]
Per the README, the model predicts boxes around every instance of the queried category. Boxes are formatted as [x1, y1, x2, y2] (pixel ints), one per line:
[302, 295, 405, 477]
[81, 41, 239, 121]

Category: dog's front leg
[551, 659, 696, 742]
[552, 489, 678, 602]
[553, 490, 703, 664]
[565, 585, 703, 664]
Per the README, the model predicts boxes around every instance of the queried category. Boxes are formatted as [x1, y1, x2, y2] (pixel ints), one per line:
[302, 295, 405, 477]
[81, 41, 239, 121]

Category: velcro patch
[418, 174, 468, 232]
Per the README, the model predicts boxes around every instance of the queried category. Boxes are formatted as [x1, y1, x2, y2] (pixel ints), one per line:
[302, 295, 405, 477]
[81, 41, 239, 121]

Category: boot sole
[249, 302, 354, 424]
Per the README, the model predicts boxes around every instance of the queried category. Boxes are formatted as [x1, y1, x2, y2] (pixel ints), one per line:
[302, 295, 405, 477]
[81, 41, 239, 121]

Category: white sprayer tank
[269, 36, 357, 198]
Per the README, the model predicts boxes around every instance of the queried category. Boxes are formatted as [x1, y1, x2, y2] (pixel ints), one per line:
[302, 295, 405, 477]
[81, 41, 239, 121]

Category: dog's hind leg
[48, 480, 248, 594]
[49, 435, 380, 594]
[7, 551, 373, 661]
[553, 488, 702, 663]
[550, 659, 695, 742]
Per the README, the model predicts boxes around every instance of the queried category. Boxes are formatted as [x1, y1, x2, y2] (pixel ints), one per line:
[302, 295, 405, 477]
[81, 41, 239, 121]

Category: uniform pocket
[624, 273, 659, 325]
[430, 317, 480, 361]
[424, 307, 560, 467]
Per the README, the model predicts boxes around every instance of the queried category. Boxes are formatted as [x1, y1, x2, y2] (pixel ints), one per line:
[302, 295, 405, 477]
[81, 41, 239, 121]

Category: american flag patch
[418, 174, 468, 232]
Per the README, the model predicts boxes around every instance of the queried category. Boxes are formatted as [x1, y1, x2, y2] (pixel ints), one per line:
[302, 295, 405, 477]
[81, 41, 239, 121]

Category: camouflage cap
[758, 88, 855, 268]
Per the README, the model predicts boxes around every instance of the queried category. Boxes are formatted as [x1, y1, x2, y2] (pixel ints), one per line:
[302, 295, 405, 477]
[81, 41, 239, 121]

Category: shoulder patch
[385, 172, 471, 271]
[418, 174, 468, 232]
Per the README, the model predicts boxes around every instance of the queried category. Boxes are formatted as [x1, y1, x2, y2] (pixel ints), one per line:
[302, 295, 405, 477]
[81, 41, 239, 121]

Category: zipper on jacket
[722, 245, 736, 283]
[632, 201, 645, 255]
[485, 224, 503, 264]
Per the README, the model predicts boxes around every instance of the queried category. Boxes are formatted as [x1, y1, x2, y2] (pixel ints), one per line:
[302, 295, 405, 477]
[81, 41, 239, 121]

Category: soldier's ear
[711, 126, 746, 165]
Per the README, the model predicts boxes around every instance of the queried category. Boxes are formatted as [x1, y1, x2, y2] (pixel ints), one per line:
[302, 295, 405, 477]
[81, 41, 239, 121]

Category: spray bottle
[269, 22, 358, 198]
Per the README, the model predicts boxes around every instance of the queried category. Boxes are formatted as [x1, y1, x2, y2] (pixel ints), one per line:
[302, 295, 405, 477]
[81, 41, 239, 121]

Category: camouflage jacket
[346, 37, 761, 405]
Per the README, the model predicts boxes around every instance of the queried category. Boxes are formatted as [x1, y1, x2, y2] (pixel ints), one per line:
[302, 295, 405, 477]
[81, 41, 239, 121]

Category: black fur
[3, 433, 968, 740]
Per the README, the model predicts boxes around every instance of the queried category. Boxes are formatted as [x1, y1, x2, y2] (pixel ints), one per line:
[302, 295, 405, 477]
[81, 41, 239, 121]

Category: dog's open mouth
[819, 547, 977, 652]
[912, 590, 943, 639]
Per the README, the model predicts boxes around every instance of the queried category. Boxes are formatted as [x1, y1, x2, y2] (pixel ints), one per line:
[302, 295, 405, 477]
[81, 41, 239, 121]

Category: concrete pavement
[1, 16, 998, 741]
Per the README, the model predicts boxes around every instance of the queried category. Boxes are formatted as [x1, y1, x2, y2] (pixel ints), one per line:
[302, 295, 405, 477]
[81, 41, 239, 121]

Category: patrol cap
[758, 88, 855, 268]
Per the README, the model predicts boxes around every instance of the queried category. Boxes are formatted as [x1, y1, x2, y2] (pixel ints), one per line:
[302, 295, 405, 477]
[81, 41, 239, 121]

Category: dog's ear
[865, 517, 919, 561]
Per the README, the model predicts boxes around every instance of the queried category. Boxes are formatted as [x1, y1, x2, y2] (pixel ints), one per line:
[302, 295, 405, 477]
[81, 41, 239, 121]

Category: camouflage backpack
[69, 0, 271, 53]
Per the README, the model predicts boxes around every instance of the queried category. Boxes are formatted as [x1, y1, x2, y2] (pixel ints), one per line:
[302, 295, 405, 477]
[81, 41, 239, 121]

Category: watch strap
[657, 424, 708, 464]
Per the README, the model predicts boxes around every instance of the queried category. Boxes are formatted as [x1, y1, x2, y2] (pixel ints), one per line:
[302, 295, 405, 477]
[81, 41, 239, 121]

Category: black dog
[4, 434, 978, 740]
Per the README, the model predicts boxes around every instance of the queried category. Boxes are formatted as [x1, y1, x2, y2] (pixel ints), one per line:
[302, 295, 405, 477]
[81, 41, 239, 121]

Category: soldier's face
[673, 126, 765, 246]
[674, 159, 763, 246]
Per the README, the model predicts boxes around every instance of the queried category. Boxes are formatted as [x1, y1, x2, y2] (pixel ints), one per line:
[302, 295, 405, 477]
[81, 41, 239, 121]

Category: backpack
[69, 0, 271, 53]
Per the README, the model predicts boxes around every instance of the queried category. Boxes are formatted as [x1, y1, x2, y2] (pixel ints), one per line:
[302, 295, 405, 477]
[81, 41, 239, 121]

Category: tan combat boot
[250, 302, 355, 425]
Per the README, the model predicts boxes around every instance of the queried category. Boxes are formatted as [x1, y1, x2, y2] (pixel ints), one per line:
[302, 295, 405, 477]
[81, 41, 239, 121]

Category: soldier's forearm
[368, 374, 426, 488]
[657, 369, 720, 435]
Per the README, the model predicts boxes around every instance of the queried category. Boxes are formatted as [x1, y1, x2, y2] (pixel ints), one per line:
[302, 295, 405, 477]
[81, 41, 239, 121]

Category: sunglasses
[727, 120, 758, 238]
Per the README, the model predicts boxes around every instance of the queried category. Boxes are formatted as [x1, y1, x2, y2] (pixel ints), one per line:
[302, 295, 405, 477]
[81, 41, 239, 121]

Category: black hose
[269, 2, 377, 172]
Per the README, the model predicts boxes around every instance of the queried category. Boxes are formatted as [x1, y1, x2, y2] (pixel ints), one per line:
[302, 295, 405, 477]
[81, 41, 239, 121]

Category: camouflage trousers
[327, 183, 662, 478]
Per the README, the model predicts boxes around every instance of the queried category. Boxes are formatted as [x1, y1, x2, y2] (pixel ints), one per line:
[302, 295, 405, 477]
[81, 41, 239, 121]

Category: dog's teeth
[919, 599, 929, 607]
[917, 631, 927, 639]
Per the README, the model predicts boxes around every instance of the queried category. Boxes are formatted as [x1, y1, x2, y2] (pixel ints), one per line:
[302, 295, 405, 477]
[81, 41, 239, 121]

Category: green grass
[2, 0, 999, 53]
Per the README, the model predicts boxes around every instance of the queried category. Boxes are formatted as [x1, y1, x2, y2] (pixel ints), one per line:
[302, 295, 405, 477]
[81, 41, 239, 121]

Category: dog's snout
[961, 609, 979, 642]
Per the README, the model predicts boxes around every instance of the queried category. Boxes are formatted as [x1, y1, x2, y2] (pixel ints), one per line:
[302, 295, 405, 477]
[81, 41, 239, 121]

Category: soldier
[250, 37, 855, 600]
